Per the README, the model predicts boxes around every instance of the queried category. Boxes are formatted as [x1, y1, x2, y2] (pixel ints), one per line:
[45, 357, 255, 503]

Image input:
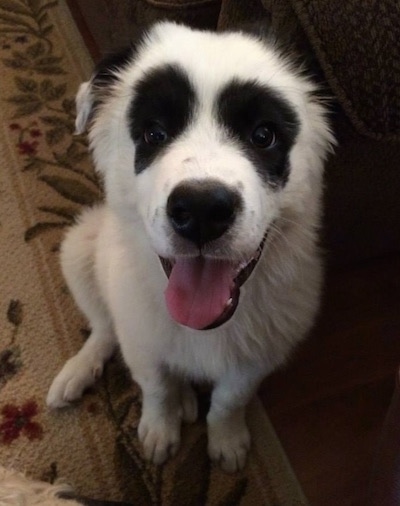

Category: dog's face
[77, 22, 333, 331]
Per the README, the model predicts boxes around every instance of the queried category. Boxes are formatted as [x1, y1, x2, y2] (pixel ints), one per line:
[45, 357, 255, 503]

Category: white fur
[0, 467, 76, 506]
[47, 22, 334, 472]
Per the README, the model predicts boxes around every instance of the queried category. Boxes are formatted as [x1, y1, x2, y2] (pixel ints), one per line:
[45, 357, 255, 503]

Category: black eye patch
[128, 64, 196, 174]
[217, 80, 299, 186]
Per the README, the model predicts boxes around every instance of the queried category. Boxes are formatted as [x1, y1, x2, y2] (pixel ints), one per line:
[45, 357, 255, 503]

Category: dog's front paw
[208, 418, 251, 473]
[138, 413, 181, 465]
[47, 354, 103, 408]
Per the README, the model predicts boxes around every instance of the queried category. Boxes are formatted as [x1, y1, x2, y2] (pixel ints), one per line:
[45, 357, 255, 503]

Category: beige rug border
[248, 399, 309, 504]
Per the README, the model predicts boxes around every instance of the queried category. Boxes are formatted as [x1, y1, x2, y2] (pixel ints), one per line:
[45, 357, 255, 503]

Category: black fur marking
[85, 47, 136, 127]
[92, 46, 136, 88]
[217, 80, 299, 186]
[129, 64, 196, 174]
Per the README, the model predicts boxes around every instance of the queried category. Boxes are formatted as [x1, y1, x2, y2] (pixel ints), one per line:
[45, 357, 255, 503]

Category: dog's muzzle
[160, 180, 266, 331]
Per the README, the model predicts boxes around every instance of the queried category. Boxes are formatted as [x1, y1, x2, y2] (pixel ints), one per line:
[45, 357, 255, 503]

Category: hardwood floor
[260, 255, 400, 505]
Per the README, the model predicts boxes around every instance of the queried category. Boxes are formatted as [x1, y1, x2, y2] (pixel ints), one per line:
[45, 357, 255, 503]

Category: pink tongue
[165, 257, 234, 330]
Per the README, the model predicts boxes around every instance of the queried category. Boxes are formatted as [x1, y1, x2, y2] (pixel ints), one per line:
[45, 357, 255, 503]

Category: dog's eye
[250, 124, 276, 149]
[144, 124, 168, 146]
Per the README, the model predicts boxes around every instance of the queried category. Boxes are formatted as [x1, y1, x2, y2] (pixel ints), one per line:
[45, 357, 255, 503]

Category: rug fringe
[0, 466, 79, 506]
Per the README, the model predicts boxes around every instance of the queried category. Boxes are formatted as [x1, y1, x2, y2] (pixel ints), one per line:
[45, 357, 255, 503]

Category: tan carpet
[0, 1, 309, 504]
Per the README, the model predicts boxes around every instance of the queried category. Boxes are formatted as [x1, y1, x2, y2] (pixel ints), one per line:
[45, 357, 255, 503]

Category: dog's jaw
[160, 234, 267, 330]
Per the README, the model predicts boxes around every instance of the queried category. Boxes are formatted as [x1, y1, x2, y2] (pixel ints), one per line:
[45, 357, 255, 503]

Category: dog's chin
[159, 234, 267, 331]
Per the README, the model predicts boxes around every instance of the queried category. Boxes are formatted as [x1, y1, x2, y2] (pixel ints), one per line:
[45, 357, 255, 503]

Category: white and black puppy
[47, 22, 334, 472]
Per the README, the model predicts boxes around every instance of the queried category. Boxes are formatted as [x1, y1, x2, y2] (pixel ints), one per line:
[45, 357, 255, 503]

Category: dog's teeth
[237, 261, 248, 273]
[225, 298, 233, 308]
[238, 258, 253, 271]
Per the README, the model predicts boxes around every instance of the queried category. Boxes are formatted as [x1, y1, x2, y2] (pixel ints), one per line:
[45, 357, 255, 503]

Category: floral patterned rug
[0, 1, 309, 504]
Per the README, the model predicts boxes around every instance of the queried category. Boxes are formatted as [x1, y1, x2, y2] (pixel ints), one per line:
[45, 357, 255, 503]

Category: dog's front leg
[133, 364, 183, 465]
[207, 368, 262, 473]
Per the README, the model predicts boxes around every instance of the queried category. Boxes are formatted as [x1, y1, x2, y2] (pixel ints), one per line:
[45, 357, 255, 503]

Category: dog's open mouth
[160, 236, 266, 330]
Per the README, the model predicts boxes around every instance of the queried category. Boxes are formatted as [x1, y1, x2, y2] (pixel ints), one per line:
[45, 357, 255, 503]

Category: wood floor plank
[260, 255, 400, 505]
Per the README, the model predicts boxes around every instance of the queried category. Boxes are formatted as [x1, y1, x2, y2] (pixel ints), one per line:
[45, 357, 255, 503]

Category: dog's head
[76, 22, 334, 331]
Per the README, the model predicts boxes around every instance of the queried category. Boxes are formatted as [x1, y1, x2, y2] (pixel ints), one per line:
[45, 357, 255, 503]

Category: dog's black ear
[92, 46, 136, 88]
[75, 46, 136, 134]
[235, 20, 273, 42]
[237, 19, 300, 58]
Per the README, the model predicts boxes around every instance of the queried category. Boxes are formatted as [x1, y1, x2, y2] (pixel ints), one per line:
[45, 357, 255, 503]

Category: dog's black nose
[167, 181, 241, 247]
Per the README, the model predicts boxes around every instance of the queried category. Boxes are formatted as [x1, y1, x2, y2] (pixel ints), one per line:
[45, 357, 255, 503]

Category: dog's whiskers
[267, 222, 302, 266]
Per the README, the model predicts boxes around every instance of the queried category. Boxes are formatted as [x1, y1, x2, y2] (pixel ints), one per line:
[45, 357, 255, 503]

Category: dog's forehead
[115, 24, 307, 184]
[120, 23, 304, 103]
